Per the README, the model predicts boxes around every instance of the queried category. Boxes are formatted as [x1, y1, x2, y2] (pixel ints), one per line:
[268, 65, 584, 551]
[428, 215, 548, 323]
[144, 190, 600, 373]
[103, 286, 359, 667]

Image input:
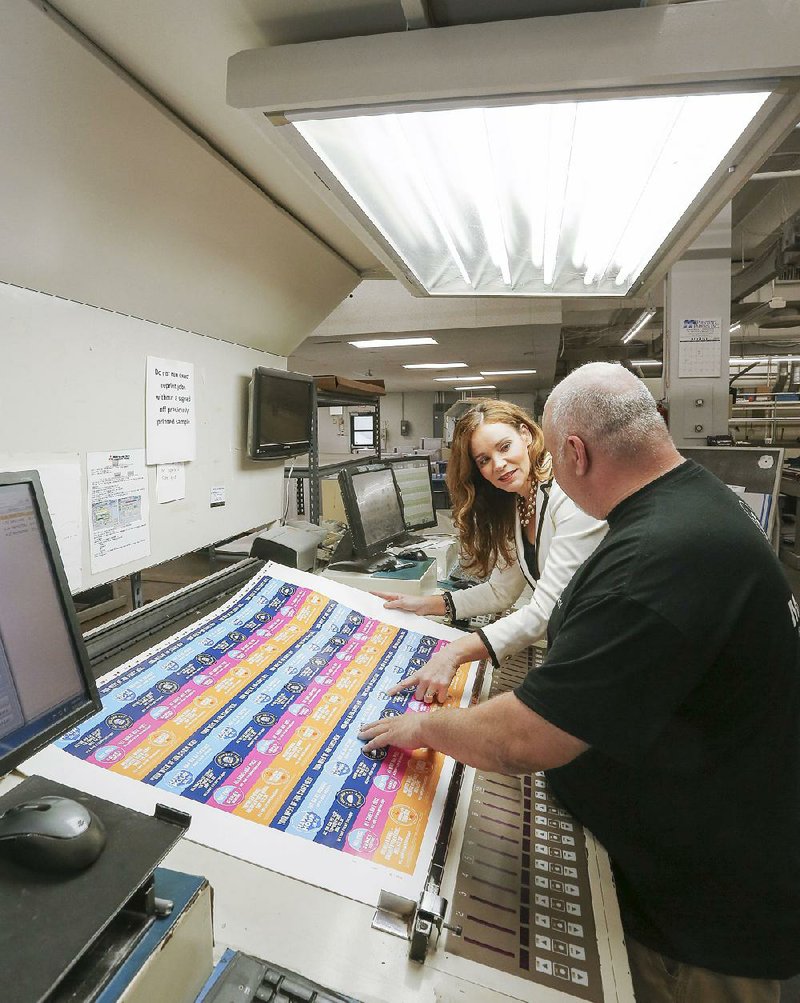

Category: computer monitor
[337, 466, 407, 559]
[0, 471, 100, 777]
[386, 456, 437, 533]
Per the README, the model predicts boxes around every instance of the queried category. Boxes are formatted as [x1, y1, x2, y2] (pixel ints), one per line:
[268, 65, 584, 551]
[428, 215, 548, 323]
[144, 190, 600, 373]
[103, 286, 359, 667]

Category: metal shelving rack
[286, 383, 382, 524]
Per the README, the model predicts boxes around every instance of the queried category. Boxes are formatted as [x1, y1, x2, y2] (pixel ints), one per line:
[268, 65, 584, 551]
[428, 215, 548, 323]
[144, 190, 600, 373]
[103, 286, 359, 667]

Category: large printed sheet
[26, 564, 478, 905]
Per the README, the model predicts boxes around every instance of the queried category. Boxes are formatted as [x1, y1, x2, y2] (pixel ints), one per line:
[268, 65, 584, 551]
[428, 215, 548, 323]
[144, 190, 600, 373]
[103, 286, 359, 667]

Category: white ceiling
[49, 0, 800, 393]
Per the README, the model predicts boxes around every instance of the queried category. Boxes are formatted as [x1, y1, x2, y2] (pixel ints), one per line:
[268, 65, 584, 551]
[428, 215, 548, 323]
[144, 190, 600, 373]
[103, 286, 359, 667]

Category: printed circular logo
[298, 811, 323, 832]
[348, 614, 362, 625]
[106, 713, 133, 731]
[389, 804, 419, 827]
[255, 611, 269, 622]
[410, 657, 424, 668]
[121, 688, 137, 701]
[215, 750, 243, 769]
[217, 726, 237, 741]
[261, 767, 291, 786]
[94, 745, 123, 763]
[285, 681, 305, 695]
[362, 746, 388, 762]
[170, 769, 194, 787]
[288, 703, 311, 717]
[198, 695, 218, 708]
[255, 712, 276, 726]
[280, 585, 294, 596]
[298, 725, 320, 740]
[150, 706, 175, 720]
[336, 789, 365, 809]
[422, 636, 436, 646]
[156, 679, 179, 694]
[327, 760, 351, 777]
[314, 673, 334, 685]
[228, 631, 245, 643]
[213, 785, 243, 807]
[372, 774, 400, 793]
[196, 653, 216, 666]
[256, 738, 282, 756]
[193, 673, 214, 686]
[380, 709, 401, 719]
[312, 657, 327, 668]
[346, 828, 380, 854]
[331, 636, 346, 647]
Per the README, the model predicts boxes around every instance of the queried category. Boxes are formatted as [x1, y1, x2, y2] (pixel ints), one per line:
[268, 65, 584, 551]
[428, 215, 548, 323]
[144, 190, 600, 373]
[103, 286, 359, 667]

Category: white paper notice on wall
[146, 357, 196, 464]
[678, 317, 722, 378]
[156, 462, 186, 504]
[87, 449, 150, 574]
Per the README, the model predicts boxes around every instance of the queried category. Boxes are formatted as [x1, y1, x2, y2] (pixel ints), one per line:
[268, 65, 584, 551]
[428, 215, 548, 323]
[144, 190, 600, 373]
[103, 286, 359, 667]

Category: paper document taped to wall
[26, 564, 479, 905]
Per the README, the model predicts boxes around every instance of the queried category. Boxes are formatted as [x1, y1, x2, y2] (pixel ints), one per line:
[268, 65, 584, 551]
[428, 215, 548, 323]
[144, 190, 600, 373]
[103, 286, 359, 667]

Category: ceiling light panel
[293, 92, 769, 297]
[349, 337, 437, 348]
[403, 362, 467, 369]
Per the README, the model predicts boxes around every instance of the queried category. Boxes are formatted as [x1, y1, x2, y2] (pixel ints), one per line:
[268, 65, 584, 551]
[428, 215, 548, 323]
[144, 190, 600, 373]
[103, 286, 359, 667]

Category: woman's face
[469, 420, 533, 495]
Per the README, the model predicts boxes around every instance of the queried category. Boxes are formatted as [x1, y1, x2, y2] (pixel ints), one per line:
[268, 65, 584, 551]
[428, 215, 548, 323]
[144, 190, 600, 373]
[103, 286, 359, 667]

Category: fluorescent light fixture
[630, 360, 663, 367]
[480, 369, 537, 376]
[463, 385, 496, 390]
[435, 376, 483, 382]
[292, 92, 770, 297]
[402, 362, 467, 369]
[622, 308, 657, 345]
[349, 337, 437, 348]
[730, 321, 742, 334]
[730, 356, 796, 363]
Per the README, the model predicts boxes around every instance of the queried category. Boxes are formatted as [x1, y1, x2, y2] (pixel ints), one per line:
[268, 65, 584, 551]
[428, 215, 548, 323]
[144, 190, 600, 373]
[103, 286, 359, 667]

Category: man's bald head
[545, 362, 670, 462]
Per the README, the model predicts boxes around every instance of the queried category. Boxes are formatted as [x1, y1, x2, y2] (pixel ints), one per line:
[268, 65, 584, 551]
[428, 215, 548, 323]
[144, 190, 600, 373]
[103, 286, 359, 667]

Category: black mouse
[397, 549, 428, 562]
[0, 795, 107, 873]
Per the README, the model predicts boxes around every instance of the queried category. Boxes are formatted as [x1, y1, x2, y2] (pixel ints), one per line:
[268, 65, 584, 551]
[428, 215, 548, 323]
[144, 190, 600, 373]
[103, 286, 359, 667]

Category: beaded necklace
[516, 482, 537, 528]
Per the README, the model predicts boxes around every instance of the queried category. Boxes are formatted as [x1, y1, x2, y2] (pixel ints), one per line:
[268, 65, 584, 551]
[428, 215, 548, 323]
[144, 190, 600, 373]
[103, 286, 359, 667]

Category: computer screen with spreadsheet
[338, 466, 407, 558]
[386, 456, 437, 533]
[0, 472, 99, 775]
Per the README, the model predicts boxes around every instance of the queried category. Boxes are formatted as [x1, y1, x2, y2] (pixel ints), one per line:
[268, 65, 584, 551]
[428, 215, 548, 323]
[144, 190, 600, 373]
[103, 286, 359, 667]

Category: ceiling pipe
[750, 170, 800, 181]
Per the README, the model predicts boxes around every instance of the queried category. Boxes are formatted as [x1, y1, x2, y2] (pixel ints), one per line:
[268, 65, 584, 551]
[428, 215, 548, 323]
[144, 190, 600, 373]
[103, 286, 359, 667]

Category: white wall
[0, 283, 286, 592]
[381, 393, 435, 453]
[0, 2, 356, 355]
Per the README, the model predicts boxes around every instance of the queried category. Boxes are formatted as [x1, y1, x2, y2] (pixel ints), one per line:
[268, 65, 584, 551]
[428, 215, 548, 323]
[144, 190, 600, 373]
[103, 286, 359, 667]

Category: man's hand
[359, 712, 429, 754]
[387, 647, 459, 704]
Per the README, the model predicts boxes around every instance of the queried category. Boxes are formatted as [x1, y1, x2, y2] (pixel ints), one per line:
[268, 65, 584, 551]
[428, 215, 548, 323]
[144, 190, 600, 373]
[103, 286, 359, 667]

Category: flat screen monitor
[0, 471, 100, 776]
[247, 367, 314, 461]
[386, 456, 437, 532]
[338, 467, 407, 559]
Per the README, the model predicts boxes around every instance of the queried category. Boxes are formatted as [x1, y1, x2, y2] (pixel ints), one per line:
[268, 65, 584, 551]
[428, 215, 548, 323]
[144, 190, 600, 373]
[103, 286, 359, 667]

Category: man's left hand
[359, 712, 428, 754]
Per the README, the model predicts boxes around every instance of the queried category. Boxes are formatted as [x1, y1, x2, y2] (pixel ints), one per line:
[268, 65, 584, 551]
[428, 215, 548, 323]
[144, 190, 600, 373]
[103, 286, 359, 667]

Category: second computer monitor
[338, 467, 408, 559]
[387, 456, 437, 533]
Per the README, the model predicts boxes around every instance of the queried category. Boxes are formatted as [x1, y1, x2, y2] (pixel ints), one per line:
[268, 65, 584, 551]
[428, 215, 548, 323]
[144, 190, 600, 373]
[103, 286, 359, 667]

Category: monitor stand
[328, 529, 355, 564]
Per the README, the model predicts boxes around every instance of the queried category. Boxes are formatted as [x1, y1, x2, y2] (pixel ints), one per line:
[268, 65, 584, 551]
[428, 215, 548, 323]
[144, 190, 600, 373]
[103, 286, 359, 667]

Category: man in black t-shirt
[360, 362, 800, 1001]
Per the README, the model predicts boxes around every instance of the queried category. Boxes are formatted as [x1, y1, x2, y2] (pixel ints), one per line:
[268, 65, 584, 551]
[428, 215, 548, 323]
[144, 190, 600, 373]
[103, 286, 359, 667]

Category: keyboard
[201, 950, 360, 1003]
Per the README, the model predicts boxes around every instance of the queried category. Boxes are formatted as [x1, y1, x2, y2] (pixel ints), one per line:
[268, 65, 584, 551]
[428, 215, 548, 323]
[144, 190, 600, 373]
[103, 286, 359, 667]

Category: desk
[322, 557, 440, 596]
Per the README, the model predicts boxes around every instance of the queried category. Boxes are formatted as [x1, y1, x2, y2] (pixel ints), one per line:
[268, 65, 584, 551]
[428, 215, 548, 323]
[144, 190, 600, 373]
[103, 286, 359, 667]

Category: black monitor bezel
[0, 470, 101, 776]
[383, 455, 437, 532]
[337, 465, 408, 559]
[247, 367, 314, 461]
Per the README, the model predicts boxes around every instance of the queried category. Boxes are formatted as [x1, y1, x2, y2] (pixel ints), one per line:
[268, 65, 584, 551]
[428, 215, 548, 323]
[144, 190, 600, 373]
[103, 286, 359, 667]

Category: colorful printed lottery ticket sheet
[26, 564, 478, 904]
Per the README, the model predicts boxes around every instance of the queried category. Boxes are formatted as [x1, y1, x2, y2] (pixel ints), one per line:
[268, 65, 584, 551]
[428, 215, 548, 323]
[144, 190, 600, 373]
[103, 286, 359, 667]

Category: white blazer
[449, 479, 607, 664]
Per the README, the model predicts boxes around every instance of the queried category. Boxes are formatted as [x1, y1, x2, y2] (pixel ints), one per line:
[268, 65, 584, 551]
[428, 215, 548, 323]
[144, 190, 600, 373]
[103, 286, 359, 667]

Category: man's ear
[565, 435, 590, 476]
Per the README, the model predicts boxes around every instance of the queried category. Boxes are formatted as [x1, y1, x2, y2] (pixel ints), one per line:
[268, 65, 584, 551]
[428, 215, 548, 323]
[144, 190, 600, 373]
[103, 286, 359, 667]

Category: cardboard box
[315, 375, 386, 396]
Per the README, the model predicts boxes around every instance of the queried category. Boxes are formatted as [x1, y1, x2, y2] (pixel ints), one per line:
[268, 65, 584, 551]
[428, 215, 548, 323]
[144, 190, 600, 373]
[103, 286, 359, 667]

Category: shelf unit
[729, 394, 800, 445]
[286, 383, 382, 523]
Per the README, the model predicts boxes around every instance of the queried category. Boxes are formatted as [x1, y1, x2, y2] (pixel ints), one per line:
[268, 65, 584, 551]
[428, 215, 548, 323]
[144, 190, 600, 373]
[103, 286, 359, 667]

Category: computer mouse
[397, 548, 428, 562]
[372, 557, 400, 572]
[0, 795, 107, 873]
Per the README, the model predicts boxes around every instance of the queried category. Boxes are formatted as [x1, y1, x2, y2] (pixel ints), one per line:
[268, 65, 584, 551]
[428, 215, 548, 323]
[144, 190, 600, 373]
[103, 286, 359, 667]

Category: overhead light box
[294, 93, 768, 297]
[228, 0, 800, 299]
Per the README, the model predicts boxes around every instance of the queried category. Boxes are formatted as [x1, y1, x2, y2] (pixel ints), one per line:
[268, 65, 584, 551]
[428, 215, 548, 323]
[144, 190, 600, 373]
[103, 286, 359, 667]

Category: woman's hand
[371, 592, 446, 618]
[387, 646, 460, 705]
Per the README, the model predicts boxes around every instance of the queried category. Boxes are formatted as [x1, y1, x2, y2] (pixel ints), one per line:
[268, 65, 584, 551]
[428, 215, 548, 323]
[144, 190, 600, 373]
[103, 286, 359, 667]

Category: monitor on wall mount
[247, 368, 314, 461]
